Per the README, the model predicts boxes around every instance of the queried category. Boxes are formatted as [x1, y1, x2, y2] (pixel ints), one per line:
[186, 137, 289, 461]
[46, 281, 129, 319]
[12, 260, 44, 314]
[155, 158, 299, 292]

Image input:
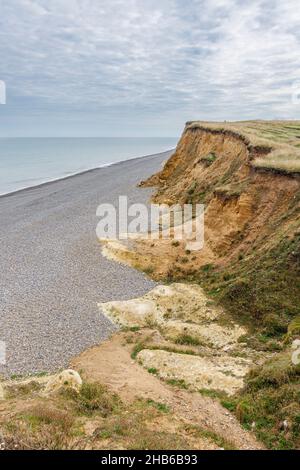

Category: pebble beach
[0, 151, 171, 376]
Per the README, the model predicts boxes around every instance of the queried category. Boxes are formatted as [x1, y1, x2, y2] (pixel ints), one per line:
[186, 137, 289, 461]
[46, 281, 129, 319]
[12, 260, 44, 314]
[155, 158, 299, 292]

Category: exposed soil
[71, 331, 263, 450]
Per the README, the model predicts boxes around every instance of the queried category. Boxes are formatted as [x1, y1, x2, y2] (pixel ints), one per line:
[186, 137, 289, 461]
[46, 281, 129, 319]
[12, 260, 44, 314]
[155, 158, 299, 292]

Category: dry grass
[3, 405, 77, 450]
[62, 382, 121, 417]
[254, 157, 300, 174]
[186, 120, 300, 174]
[0, 380, 225, 450]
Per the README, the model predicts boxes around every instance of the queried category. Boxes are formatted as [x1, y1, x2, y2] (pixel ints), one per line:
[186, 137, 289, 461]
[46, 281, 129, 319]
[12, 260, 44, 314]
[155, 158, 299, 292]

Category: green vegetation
[175, 334, 203, 347]
[182, 233, 300, 335]
[63, 382, 121, 417]
[187, 120, 300, 174]
[131, 342, 145, 359]
[147, 367, 158, 375]
[198, 389, 228, 400]
[254, 157, 300, 174]
[145, 343, 197, 356]
[140, 119, 300, 449]
[184, 424, 236, 450]
[232, 353, 300, 449]
[287, 316, 300, 339]
[145, 399, 170, 413]
[144, 266, 155, 275]
[3, 405, 77, 450]
[165, 378, 189, 389]
[215, 179, 250, 199]
[5, 380, 42, 399]
[122, 326, 140, 333]
[187, 181, 197, 194]
[200, 152, 217, 166]
[2, 381, 226, 451]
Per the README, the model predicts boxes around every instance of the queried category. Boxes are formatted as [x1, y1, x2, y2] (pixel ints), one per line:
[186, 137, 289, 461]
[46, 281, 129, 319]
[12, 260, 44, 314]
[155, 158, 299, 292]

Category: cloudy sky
[0, 0, 300, 137]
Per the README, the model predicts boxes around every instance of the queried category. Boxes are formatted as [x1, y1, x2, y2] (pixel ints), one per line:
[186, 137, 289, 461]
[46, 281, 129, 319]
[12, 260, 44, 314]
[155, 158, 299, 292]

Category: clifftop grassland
[187, 120, 300, 174]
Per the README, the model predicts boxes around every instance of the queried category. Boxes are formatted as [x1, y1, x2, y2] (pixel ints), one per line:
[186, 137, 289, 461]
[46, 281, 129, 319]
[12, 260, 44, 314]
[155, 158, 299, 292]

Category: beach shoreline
[0, 149, 174, 199]
[0, 150, 171, 376]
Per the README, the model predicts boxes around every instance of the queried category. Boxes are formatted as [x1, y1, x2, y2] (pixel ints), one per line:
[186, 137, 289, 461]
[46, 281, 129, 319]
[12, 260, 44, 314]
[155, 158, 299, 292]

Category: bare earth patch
[71, 332, 263, 449]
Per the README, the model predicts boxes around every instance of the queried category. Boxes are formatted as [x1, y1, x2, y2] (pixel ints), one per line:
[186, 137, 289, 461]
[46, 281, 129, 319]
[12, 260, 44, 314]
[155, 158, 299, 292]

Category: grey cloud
[0, 0, 300, 136]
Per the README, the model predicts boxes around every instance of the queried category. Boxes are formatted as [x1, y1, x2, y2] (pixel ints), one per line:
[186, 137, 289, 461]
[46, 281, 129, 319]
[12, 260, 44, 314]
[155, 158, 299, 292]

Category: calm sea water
[0, 137, 177, 195]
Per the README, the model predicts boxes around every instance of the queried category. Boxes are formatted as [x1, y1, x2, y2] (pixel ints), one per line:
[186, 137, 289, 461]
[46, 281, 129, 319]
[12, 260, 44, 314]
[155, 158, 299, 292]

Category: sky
[0, 0, 300, 137]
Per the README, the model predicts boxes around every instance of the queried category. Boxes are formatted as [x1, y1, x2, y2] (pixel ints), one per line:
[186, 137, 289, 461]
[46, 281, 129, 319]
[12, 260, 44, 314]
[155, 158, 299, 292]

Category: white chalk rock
[44, 369, 82, 395]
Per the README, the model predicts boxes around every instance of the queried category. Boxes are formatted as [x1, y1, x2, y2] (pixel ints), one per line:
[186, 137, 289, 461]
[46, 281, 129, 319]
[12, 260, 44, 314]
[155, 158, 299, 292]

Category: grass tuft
[232, 353, 300, 449]
[63, 382, 121, 417]
[175, 334, 203, 347]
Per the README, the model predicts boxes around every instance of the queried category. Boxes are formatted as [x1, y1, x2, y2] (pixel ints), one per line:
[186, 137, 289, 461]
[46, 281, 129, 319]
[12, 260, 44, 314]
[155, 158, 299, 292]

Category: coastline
[0, 149, 174, 199]
[0, 150, 171, 376]
[0, 141, 269, 451]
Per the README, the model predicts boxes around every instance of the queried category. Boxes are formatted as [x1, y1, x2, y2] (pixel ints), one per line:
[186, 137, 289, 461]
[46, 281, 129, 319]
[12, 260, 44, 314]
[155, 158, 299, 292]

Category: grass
[254, 157, 300, 174]
[220, 235, 300, 329]
[5, 380, 42, 399]
[200, 153, 217, 166]
[89, 397, 194, 449]
[287, 315, 300, 339]
[200, 263, 214, 273]
[148, 344, 197, 356]
[22, 406, 74, 432]
[63, 382, 121, 417]
[145, 399, 170, 413]
[175, 334, 203, 347]
[144, 266, 155, 275]
[183, 424, 236, 450]
[221, 353, 300, 449]
[122, 326, 141, 333]
[165, 378, 189, 389]
[1, 383, 202, 450]
[192, 205, 299, 449]
[199, 389, 228, 400]
[131, 342, 145, 359]
[181, 233, 300, 335]
[214, 179, 250, 199]
[187, 181, 197, 195]
[3, 405, 77, 450]
[186, 120, 300, 174]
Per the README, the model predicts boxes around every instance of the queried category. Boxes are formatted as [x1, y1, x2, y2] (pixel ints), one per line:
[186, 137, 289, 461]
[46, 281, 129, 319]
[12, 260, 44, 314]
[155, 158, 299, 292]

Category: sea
[0, 137, 177, 196]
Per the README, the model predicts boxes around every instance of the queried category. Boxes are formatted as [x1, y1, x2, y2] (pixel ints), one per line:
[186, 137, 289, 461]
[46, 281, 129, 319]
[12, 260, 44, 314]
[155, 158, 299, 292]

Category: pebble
[0, 153, 169, 376]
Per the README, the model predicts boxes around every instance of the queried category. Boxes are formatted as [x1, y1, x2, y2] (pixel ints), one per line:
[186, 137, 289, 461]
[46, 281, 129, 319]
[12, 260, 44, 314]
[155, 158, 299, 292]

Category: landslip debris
[99, 283, 253, 395]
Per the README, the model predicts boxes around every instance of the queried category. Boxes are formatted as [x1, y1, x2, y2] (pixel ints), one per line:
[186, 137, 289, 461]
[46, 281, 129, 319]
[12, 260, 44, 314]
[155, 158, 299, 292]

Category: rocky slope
[137, 121, 300, 328]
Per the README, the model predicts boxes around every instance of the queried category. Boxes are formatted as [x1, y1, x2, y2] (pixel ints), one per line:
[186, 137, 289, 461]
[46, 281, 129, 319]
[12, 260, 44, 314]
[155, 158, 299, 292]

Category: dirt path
[71, 332, 264, 450]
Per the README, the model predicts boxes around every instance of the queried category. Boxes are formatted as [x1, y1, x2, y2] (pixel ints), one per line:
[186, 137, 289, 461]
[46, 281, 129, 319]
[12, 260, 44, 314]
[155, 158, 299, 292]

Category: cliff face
[137, 123, 300, 449]
[141, 122, 300, 327]
[98, 121, 300, 449]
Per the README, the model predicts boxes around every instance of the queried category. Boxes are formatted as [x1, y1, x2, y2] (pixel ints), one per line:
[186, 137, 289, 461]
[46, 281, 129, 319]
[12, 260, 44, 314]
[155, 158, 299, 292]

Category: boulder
[44, 369, 82, 395]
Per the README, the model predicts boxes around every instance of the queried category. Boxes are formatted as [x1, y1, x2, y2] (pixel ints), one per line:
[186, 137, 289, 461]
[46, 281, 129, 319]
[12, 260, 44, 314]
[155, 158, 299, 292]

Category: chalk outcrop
[44, 369, 82, 395]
